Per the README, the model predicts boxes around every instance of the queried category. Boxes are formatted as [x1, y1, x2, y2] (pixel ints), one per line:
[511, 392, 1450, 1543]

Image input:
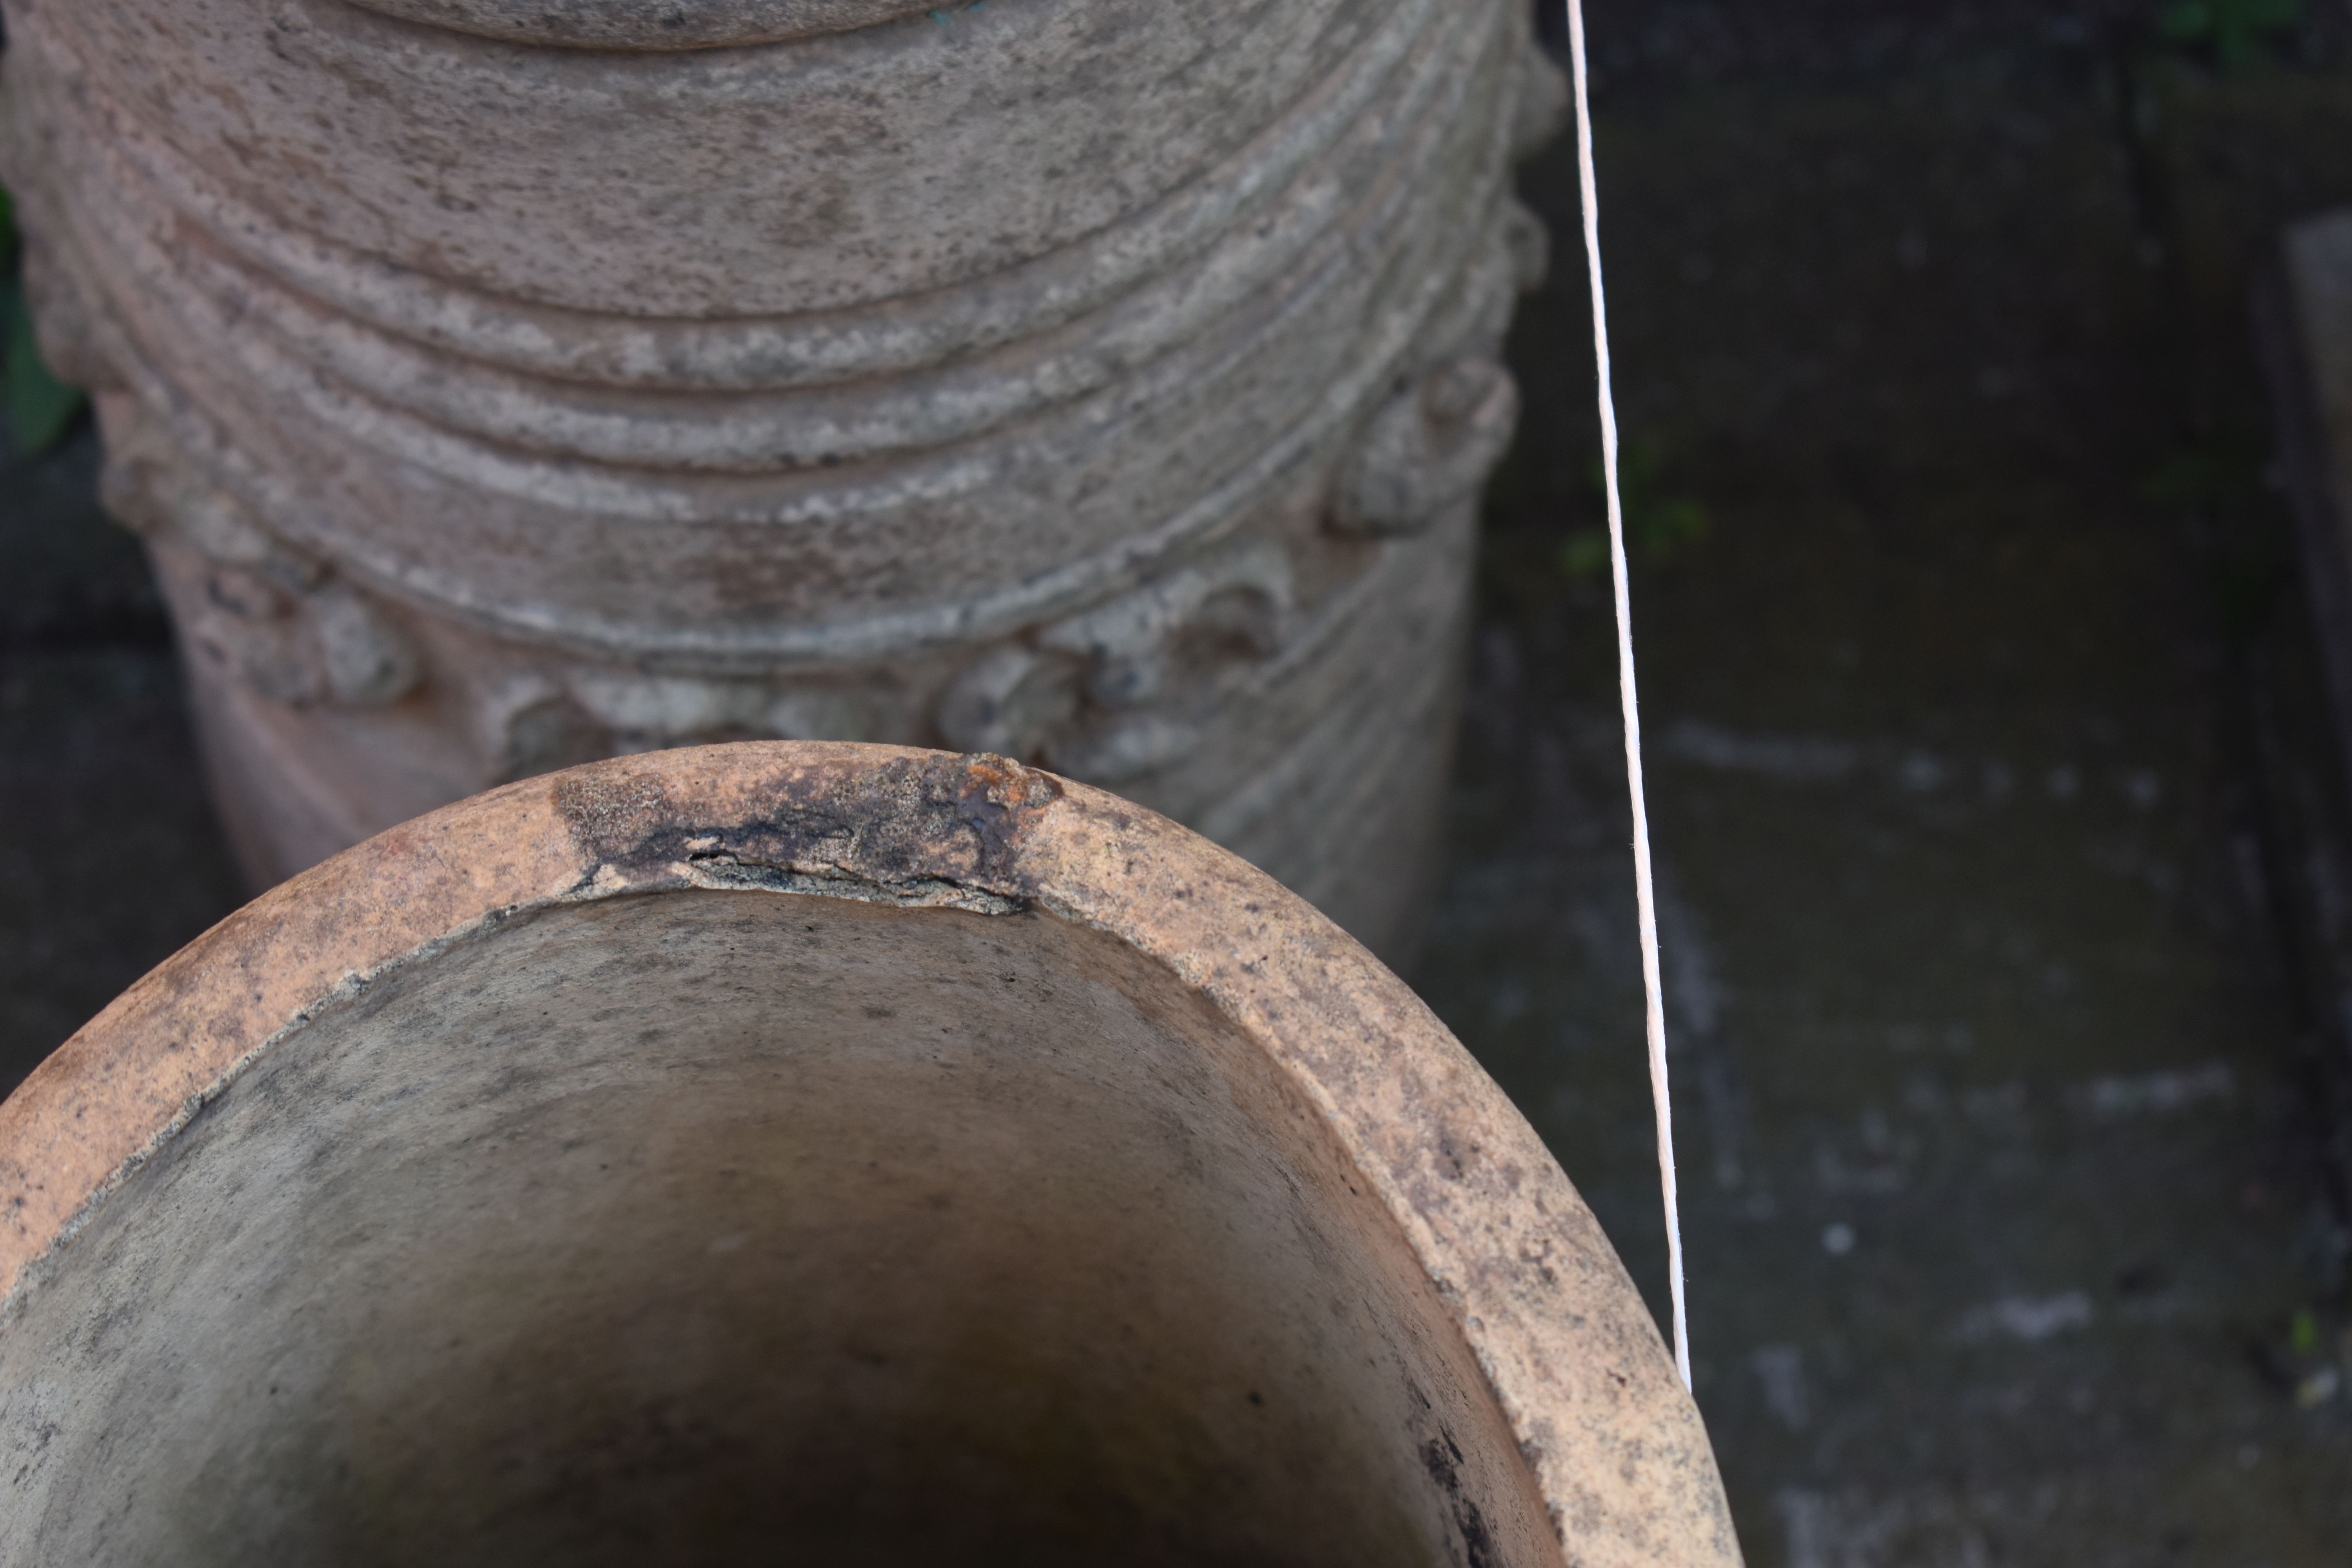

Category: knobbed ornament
[0, 0, 1563, 957]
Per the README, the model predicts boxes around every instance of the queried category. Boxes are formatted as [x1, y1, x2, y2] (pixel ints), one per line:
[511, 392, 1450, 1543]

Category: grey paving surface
[0, 427, 241, 1091]
[1417, 4, 2352, 1563]
[8, 4, 2352, 1564]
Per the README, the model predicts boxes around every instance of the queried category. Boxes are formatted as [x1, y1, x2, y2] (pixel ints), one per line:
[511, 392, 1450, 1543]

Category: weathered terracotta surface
[0, 0, 1562, 957]
[0, 743, 1736, 1566]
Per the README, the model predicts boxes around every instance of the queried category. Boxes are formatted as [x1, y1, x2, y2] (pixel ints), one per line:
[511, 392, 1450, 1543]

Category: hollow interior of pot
[0, 890, 1554, 1568]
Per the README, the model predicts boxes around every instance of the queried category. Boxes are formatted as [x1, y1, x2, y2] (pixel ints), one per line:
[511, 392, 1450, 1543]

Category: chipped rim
[0, 741, 1735, 1565]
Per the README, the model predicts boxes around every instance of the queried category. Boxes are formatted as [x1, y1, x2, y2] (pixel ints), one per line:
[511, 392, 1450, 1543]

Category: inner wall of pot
[0, 891, 1552, 1567]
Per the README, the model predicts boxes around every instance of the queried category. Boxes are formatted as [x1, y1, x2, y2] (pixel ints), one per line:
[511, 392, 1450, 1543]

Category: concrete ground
[1420, 3, 2352, 1563]
[0, 429, 242, 1085]
[7, 3, 2352, 1564]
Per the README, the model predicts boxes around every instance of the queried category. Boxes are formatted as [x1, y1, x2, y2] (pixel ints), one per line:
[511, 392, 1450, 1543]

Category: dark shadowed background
[9, 1, 2352, 1562]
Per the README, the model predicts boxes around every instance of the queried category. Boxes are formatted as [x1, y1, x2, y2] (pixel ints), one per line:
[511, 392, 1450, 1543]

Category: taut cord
[1560, 0, 1691, 1391]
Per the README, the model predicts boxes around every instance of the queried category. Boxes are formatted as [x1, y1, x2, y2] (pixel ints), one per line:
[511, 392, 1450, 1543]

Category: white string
[1561, 0, 1690, 1391]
